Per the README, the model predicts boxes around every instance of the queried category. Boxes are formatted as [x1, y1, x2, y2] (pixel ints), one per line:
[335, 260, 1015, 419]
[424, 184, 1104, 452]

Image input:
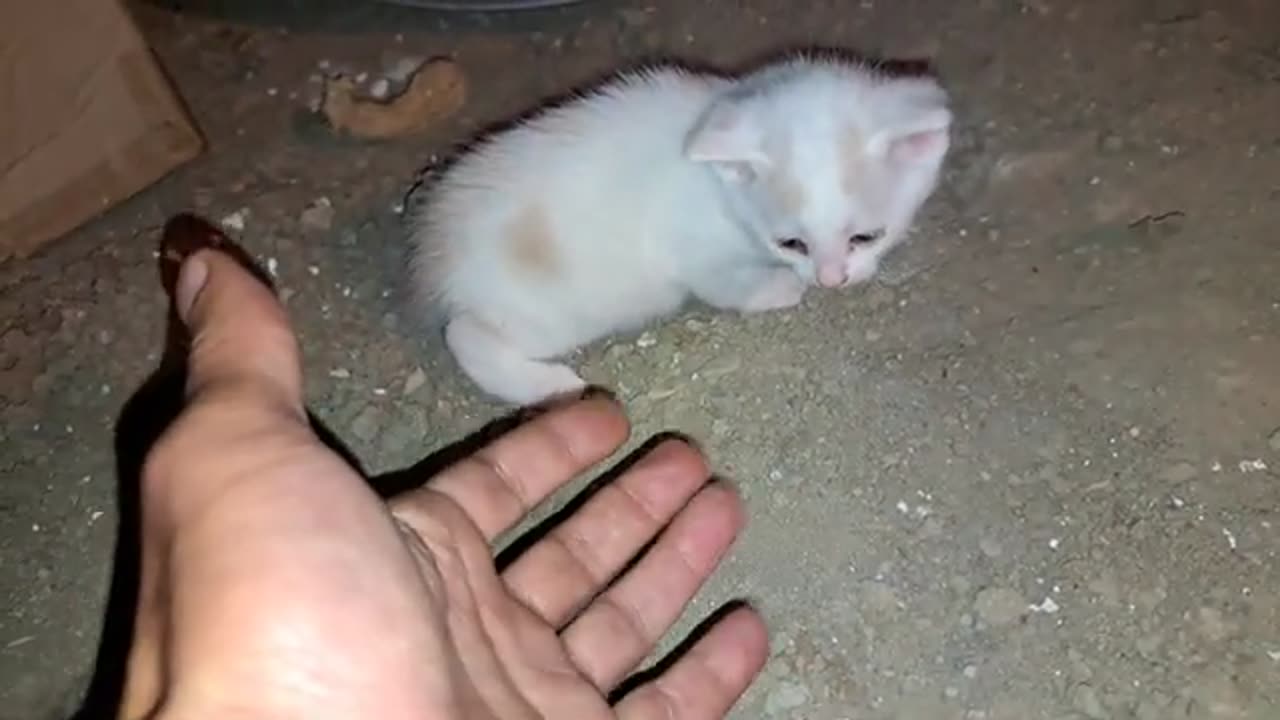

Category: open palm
[121, 238, 767, 720]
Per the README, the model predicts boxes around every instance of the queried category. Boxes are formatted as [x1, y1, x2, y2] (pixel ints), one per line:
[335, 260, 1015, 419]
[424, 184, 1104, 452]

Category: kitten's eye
[849, 228, 886, 247]
[776, 237, 809, 255]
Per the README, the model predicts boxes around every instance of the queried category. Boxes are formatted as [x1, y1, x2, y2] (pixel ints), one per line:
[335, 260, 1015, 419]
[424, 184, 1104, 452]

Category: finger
[501, 439, 710, 628]
[560, 483, 745, 691]
[177, 248, 305, 422]
[614, 606, 768, 720]
[391, 395, 629, 542]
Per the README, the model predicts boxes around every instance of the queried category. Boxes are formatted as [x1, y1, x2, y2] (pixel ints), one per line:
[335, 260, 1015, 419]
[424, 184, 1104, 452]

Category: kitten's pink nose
[817, 264, 847, 288]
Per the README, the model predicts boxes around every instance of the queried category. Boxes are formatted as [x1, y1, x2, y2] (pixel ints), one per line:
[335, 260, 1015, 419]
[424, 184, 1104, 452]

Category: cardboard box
[0, 0, 204, 262]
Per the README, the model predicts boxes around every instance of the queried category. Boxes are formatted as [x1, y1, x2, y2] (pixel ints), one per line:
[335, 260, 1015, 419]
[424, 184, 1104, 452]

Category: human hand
[120, 220, 767, 720]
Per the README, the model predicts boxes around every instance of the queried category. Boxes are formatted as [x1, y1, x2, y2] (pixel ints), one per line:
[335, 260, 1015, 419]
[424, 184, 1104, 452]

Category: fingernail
[175, 254, 209, 323]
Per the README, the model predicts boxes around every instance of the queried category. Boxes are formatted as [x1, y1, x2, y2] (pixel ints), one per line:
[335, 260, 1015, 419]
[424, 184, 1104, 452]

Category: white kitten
[407, 53, 952, 405]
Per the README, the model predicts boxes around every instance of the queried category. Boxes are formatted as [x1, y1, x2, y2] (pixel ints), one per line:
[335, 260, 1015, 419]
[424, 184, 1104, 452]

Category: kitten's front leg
[740, 266, 808, 312]
[688, 264, 807, 313]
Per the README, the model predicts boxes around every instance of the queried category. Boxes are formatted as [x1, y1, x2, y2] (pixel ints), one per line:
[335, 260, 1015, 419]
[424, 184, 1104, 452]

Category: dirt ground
[3, 0, 1280, 718]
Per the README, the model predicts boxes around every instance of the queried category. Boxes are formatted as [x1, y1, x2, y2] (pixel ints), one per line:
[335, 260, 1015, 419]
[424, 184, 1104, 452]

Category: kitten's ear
[872, 106, 952, 166]
[684, 100, 771, 183]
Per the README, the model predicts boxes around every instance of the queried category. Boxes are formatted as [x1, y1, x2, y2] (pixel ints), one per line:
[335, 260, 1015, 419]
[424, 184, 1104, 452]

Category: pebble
[300, 197, 335, 231]
[1028, 596, 1060, 614]
[220, 209, 248, 231]
[979, 537, 1004, 558]
[635, 331, 657, 348]
[1071, 683, 1110, 720]
[764, 680, 810, 713]
[974, 587, 1027, 627]
[402, 367, 427, 396]
[1268, 427, 1280, 452]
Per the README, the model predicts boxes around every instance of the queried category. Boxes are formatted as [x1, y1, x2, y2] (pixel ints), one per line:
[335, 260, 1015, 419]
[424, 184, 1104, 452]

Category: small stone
[764, 680, 810, 713]
[402, 367, 427, 396]
[351, 405, 381, 442]
[220, 209, 248, 231]
[975, 587, 1028, 627]
[1029, 596, 1060, 614]
[635, 331, 657, 348]
[1071, 683, 1110, 720]
[301, 197, 335, 231]
[329, 367, 351, 379]
[963, 664, 979, 679]
[369, 77, 391, 99]
[1158, 462, 1197, 484]
[979, 537, 1003, 558]
[1268, 427, 1280, 452]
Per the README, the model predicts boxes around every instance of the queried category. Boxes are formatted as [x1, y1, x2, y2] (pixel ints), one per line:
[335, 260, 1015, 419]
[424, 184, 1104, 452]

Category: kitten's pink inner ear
[888, 128, 950, 164]
[684, 103, 770, 178]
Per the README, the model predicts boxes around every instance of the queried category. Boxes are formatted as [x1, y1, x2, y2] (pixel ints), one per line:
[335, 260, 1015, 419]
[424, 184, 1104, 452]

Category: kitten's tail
[444, 314, 586, 406]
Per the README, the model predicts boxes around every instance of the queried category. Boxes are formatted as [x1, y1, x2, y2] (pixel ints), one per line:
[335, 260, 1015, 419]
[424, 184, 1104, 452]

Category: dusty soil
[3, 0, 1279, 718]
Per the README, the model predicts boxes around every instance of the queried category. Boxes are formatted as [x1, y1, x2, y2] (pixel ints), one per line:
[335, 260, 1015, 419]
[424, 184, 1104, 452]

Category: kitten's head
[684, 58, 952, 288]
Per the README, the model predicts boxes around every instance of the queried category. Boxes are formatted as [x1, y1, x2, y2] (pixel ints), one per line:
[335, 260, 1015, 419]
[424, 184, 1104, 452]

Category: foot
[740, 268, 807, 313]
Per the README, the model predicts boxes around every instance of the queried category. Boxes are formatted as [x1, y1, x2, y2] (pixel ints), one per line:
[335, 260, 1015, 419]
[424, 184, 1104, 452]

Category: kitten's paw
[519, 364, 588, 406]
[741, 268, 807, 312]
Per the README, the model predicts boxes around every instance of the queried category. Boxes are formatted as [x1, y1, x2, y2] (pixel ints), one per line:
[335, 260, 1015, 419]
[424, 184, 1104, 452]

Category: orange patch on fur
[506, 205, 560, 277]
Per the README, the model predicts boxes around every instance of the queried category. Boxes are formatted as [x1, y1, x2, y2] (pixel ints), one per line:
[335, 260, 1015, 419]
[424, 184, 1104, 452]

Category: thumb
[174, 246, 305, 422]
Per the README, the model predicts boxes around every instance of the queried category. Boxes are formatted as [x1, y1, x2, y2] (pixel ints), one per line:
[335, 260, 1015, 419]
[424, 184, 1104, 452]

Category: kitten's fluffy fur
[408, 54, 952, 405]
